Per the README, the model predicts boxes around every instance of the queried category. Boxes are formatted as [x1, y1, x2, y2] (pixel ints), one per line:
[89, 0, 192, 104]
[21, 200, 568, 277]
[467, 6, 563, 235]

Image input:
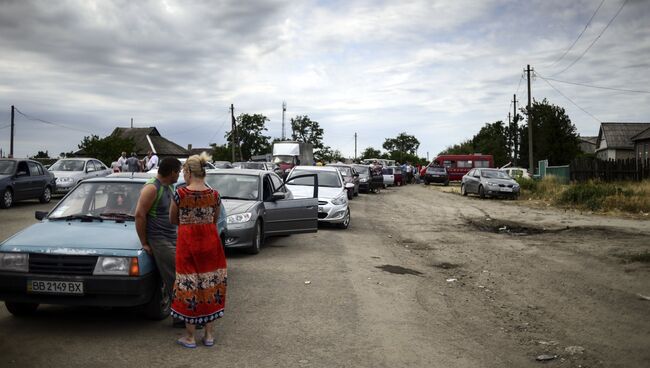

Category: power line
[537, 73, 602, 123]
[13, 107, 93, 134]
[540, 76, 650, 94]
[548, 0, 606, 67]
[0, 124, 10, 130]
[550, 0, 629, 77]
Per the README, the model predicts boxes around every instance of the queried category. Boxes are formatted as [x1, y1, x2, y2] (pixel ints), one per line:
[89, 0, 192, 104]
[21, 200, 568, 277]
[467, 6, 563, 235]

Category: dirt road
[0, 186, 648, 367]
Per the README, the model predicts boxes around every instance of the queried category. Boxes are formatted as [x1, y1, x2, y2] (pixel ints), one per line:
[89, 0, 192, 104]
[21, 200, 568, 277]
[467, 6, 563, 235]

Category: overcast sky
[1, 0, 649, 160]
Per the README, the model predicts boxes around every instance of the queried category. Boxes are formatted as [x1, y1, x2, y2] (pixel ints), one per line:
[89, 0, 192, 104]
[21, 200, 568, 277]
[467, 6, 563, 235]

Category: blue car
[0, 173, 227, 319]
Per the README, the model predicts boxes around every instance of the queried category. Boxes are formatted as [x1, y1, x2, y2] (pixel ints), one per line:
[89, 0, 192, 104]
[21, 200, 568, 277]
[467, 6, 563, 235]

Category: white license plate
[500, 187, 513, 192]
[318, 206, 324, 212]
[28, 280, 84, 295]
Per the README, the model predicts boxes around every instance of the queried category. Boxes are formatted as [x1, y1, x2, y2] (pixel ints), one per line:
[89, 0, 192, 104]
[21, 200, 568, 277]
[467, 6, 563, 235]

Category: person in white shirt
[117, 152, 128, 172]
[146, 151, 159, 171]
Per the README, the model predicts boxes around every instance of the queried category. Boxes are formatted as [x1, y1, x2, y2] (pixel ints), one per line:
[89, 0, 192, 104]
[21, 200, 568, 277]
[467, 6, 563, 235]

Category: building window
[474, 160, 490, 168]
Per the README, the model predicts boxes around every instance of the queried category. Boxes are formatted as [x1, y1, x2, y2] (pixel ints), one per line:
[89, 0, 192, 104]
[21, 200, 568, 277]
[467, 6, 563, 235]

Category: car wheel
[39, 186, 52, 203]
[479, 185, 486, 199]
[0, 188, 13, 209]
[246, 220, 262, 254]
[338, 208, 350, 229]
[141, 275, 171, 320]
[444, 180, 449, 186]
[461, 184, 467, 196]
[4, 302, 39, 316]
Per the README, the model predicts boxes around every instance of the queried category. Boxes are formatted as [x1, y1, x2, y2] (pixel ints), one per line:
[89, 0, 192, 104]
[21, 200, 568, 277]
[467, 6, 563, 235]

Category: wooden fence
[570, 157, 650, 182]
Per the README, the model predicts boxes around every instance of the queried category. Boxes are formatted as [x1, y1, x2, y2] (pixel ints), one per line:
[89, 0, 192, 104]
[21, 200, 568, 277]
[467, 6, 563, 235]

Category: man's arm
[135, 184, 157, 255]
[169, 198, 179, 225]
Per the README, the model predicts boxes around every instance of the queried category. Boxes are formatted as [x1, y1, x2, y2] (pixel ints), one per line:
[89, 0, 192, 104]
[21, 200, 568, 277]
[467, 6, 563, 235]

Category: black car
[0, 158, 56, 208]
[423, 166, 449, 186]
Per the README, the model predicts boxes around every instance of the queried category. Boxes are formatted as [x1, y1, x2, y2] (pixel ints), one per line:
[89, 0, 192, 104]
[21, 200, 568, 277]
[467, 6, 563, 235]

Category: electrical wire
[0, 124, 11, 130]
[550, 0, 628, 77]
[548, 0, 606, 67]
[540, 76, 650, 94]
[13, 107, 93, 134]
[537, 73, 602, 123]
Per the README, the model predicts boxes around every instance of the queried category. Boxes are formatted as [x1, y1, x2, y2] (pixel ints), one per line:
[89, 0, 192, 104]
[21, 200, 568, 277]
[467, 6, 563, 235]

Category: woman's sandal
[176, 338, 197, 349]
[202, 336, 215, 347]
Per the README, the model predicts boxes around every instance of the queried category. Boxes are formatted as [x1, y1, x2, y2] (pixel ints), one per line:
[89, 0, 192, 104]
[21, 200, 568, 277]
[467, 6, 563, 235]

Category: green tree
[77, 135, 135, 166]
[291, 115, 325, 150]
[439, 139, 474, 155]
[360, 147, 382, 160]
[519, 99, 580, 168]
[224, 113, 271, 161]
[382, 132, 420, 162]
[472, 121, 509, 167]
[210, 143, 231, 162]
[33, 150, 49, 158]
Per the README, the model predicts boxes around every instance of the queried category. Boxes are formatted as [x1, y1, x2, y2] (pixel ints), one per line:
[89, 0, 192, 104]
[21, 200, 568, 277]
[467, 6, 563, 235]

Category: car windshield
[427, 167, 445, 173]
[0, 160, 16, 175]
[481, 170, 511, 179]
[382, 168, 393, 175]
[49, 182, 142, 219]
[233, 162, 266, 170]
[352, 165, 369, 177]
[205, 174, 260, 200]
[333, 166, 352, 176]
[287, 170, 342, 188]
[50, 159, 85, 172]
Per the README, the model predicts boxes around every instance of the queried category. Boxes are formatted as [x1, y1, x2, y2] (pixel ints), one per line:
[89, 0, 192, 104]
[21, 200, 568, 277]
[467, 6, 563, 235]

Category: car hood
[0, 221, 141, 255]
[51, 171, 82, 179]
[0, 174, 11, 182]
[222, 199, 256, 214]
[286, 185, 343, 201]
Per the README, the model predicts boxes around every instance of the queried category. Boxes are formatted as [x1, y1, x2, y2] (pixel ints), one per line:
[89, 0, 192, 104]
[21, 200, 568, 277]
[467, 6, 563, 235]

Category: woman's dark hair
[158, 157, 181, 176]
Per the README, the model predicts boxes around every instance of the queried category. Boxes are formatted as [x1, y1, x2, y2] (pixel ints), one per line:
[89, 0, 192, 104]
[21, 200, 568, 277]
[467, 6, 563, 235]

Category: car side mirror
[35, 211, 48, 220]
[272, 191, 286, 201]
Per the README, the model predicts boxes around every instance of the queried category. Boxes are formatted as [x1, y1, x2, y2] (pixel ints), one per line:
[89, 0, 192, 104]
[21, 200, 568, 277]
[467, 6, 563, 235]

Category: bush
[558, 181, 636, 211]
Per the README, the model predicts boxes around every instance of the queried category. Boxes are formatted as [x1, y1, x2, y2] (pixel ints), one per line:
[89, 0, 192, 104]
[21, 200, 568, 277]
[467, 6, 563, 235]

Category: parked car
[286, 166, 352, 229]
[147, 158, 216, 182]
[500, 167, 531, 180]
[49, 158, 112, 194]
[391, 166, 406, 186]
[212, 161, 234, 169]
[423, 166, 449, 186]
[352, 164, 372, 193]
[461, 168, 520, 199]
[327, 164, 359, 199]
[232, 162, 269, 171]
[0, 158, 56, 209]
[382, 167, 395, 187]
[204, 169, 318, 254]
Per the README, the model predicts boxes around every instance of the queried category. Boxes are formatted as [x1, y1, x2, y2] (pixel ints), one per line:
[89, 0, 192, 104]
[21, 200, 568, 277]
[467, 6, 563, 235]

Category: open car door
[263, 173, 318, 236]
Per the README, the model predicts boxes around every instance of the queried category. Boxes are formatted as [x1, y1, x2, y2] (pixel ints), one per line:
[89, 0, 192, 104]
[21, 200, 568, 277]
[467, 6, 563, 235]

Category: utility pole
[130, 118, 133, 128]
[354, 132, 357, 161]
[230, 104, 236, 162]
[281, 101, 286, 141]
[526, 65, 534, 173]
[10, 105, 14, 158]
[512, 94, 518, 166]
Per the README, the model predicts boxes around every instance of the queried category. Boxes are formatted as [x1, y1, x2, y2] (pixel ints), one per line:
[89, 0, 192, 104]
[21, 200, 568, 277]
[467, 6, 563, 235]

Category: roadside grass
[516, 177, 650, 215]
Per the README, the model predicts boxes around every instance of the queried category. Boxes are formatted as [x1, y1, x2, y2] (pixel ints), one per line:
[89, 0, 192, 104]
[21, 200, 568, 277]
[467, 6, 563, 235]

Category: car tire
[1, 188, 13, 209]
[479, 185, 486, 199]
[141, 275, 171, 320]
[444, 180, 449, 186]
[4, 302, 39, 316]
[461, 184, 467, 196]
[338, 208, 350, 229]
[246, 220, 262, 254]
[39, 186, 52, 203]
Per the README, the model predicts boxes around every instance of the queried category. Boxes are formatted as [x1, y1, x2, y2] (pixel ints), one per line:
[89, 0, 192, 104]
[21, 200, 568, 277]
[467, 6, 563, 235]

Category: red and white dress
[170, 187, 227, 324]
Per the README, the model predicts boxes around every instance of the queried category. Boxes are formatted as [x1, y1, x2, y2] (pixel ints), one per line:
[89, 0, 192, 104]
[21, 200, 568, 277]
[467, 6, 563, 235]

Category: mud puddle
[376, 264, 423, 276]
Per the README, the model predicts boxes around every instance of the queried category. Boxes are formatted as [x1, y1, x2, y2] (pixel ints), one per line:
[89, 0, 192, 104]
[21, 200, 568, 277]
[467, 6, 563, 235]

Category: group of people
[113, 151, 159, 173]
[134, 153, 227, 349]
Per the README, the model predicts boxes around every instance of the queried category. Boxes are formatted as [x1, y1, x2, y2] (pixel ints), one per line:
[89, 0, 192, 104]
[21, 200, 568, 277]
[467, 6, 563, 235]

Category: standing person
[126, 152, 141, 173]
[146, 151, 159, 171]
[117, 152, 128, 172]
[170, 153, 227, 348]
[134, 157, 182, 326]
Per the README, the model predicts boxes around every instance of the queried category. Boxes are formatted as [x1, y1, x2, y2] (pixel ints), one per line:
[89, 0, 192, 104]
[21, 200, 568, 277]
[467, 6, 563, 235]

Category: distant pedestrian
[117, 152, 128, 172]
[126, 152, 141, 173]
[146, 151, 159, 171]
[170, 152, 227, 348]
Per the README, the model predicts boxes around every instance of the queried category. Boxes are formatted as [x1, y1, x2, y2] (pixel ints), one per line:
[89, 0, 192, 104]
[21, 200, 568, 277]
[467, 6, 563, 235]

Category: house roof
[631, 127, 650, 142]
[109, 127, 189, 157]
[597, 122, 650, 150]
[579, 136, 597, 145]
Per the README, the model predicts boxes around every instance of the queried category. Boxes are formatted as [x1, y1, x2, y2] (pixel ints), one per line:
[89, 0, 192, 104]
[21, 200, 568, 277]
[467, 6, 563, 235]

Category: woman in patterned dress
[169, 152, 227, 348]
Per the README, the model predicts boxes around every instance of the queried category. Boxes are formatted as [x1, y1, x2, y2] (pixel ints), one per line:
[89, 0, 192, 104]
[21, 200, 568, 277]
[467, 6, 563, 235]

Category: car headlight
[331, 194, 347, 205]
[486, 181, 500, 187]
[0, 252, 28, 272]
[93, 256, 134, 276]
[360, 178, 368, 183]
[57, 177, 74, 182]
[227, 212, 253, 224]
